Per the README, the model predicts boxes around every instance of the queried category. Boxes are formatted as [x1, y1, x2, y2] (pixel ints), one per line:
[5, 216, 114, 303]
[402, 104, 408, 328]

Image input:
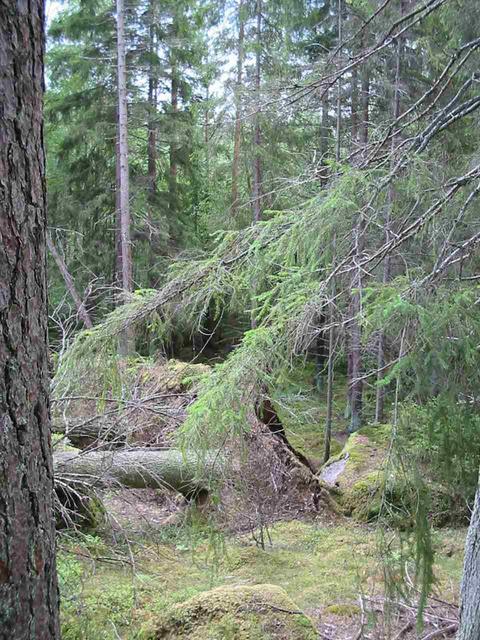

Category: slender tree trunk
[349, 222, 364, 432]
[146, 1, 159, 286]
[231, 0, 246, 217]
[359, 69, 369, 151]
[169, 58, 179, 218]
[324, 239, 336, 464]
[351, 64, 358, 144]
[375, 1, 405, 423]
[116, 0, 132, 355]
[318, 90, 329, 185]
[458, 472, 480, 640]
[47, 234, 93, 328]
[204, 85, 210, 183]
[252, 0, 263, 223]
[115, 117, 122, 289]
[116, 0, 132, 297]
[0, 2, 60, 636]
[147, 15, 157, 201]
[324, 0, 343, 458]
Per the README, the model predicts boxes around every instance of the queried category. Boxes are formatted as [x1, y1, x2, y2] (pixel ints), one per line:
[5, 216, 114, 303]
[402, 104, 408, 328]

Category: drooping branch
[47, 233, 93, 329]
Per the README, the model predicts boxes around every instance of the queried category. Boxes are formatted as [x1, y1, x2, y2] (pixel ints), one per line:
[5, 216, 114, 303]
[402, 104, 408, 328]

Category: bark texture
[54, 449, 218, 497]
[0, 2, 60, 637]
[458, 476, 480, 640]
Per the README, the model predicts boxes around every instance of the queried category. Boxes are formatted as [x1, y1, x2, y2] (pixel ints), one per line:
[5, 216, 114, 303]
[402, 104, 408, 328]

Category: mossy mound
[320, 425, 393, 522]
[153, 584, 317, 640]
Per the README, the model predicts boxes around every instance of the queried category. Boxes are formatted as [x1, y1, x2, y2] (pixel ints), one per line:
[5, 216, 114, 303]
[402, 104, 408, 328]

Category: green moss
[57, 519, 466, 640]
[324, 604, 361, 617]
[152, 584, 317, 640]
[320, 425, 396, 523]
[165, 359, 211, 390]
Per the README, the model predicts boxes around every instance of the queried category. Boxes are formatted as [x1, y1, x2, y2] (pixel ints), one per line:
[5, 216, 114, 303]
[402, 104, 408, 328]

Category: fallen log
[54, 449, 220, 498]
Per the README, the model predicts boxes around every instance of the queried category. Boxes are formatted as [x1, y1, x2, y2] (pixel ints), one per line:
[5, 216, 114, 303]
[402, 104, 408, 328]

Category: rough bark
[458, 474, 480, 640]
[54, 449, 218, 497]
[252, 0, 262, 223]
[46, 233, 93, 328]
[231, 0, 246, 217]
[0, 2, 60, 637]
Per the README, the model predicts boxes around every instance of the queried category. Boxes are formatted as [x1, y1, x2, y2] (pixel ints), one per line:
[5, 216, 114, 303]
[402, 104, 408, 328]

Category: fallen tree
[54, 449, 220, 498]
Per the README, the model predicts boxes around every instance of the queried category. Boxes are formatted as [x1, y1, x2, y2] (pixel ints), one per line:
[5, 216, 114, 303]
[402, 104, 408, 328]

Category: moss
[164, 359, 211, 391]
[57, 519, 466, 639]
[152, 584, 317, 640]
[320, 425, 395, 523]
[324, 603, 361, 617]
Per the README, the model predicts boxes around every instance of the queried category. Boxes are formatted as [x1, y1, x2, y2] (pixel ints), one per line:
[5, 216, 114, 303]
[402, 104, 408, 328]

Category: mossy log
[54, 449, 220, 497]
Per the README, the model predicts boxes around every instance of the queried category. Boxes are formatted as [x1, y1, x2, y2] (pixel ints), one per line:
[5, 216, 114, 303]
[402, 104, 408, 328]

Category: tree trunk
[375, 1, 405, 423]
[458, 473, 480, 640]
[349, 229, 363, 432]
[47, 233, 93, 328]
[359, 70, 369, 152]
[54, 449, 218, 497]
[116, 0, 132, 355]
[318, 90, 329, 185]
[169, 58, 179, 218]
[147, 3, 157, 203]
[231, 0, 246, 217]
[252, 0, 262, 223]
[351, 64, 358, 144]
[116, 0, 132, 296]
[0, 2, 60, 636]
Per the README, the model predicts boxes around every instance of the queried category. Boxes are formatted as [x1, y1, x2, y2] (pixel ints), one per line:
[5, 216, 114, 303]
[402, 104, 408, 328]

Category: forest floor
[57, 500, 465, 640]
[55, 361, 465, 639]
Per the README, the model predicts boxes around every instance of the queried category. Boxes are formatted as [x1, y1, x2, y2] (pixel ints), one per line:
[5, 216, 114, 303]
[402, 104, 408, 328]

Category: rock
[153, 584, 318, 639]
[320, 425, 392, 522]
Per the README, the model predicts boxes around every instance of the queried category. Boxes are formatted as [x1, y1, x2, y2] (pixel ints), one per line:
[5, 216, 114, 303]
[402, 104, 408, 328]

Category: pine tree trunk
[318, 91, 329, 184]
[116, 0, 132, 297]
[252, 0, 262, 223]
[349, 225, 363, 432]
[47, 234, 93, 328]
[116, 0, 132, 355]
[458, 474, 480, 640]
[375, 1, 404, 423]
[351, 65, 358, 144]
[147, 0, 157, 203]
[115, 118, 123, 289]
[339, 0, 364, 432]
[169, 59, 179, 218]
[0, 2, 60, 636]
[231, 0, 246, 217]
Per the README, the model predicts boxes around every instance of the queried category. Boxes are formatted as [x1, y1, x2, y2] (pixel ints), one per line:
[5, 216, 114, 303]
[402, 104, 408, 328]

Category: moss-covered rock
[320, 425, 392, 523]
[153, 584, 317, 640]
